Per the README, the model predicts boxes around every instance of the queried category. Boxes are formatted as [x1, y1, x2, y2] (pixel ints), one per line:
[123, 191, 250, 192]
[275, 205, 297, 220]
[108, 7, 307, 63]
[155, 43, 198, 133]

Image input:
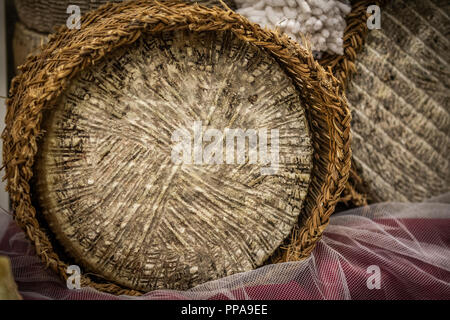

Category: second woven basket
[321, 0, 450, 204]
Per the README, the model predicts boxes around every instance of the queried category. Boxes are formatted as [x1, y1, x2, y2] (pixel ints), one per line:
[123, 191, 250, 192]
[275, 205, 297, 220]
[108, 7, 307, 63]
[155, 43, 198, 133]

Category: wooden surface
[34, 30, 314, 291]
[347, 0, 450, 202]
[0, 256, 22, 300]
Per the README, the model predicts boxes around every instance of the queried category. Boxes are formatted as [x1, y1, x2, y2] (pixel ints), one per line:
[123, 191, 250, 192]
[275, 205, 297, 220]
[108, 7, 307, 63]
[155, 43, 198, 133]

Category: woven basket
[3, 0, 351, 295]
[320, 0, 450, 203]
[15, 0, 237, 33]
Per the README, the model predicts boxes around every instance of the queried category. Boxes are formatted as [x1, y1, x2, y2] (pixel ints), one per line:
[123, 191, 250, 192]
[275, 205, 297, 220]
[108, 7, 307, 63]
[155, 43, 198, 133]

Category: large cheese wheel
[33, 29, 314, 291]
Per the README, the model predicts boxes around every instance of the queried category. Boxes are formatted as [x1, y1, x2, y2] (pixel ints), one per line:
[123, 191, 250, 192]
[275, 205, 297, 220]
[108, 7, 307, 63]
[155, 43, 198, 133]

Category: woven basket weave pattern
[321, 0, 449, 203]
[342, 0, 450, 202]
[319, 0, 387, 205]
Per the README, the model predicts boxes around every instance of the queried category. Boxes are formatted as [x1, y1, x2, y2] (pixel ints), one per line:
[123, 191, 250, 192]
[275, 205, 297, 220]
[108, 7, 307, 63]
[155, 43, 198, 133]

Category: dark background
[5, 0, 17, 85]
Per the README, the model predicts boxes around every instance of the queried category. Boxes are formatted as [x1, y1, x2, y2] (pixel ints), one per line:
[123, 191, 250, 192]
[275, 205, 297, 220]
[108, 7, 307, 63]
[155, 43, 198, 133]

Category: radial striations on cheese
[33, 30, 314, 291]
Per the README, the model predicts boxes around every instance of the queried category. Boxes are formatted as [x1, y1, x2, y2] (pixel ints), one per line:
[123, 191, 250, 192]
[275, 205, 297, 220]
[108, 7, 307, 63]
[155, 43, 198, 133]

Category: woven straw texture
[319, 0, 449, 204]
[3, 0, 351, 295]
[343, 0, 450, 202]
[15, 0, 237, 33]
[319, 0, 386, 206]
[321, 0, 449, 203]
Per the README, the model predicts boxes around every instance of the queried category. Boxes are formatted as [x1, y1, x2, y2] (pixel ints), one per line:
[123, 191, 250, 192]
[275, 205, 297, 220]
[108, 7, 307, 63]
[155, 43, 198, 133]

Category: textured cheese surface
[34, 30, 314, 291]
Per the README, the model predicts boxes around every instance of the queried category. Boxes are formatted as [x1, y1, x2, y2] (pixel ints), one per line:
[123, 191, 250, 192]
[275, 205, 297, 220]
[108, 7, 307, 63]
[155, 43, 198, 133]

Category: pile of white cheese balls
[234, 0, 352, 57]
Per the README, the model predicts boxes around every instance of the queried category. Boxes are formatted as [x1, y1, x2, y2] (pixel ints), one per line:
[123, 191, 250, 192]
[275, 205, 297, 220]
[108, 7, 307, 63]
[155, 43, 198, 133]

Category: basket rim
[319, 0, 387, 206]
[14, 0, 238, 34]
[3, 0, 351, 295]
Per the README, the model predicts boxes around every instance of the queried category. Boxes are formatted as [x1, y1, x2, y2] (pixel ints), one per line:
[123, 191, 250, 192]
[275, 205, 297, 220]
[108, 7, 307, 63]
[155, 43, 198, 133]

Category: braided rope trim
[3, 0, 351, 295]
[320, 0, 387, 89]
[319, 0, 387, 206]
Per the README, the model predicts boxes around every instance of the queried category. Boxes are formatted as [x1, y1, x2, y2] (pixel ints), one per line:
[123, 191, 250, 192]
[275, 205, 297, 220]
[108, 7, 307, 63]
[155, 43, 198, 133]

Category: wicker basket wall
[3, 1, 351, 295]
[15, 0, 237, 33]
[320, 0, 450, 203]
